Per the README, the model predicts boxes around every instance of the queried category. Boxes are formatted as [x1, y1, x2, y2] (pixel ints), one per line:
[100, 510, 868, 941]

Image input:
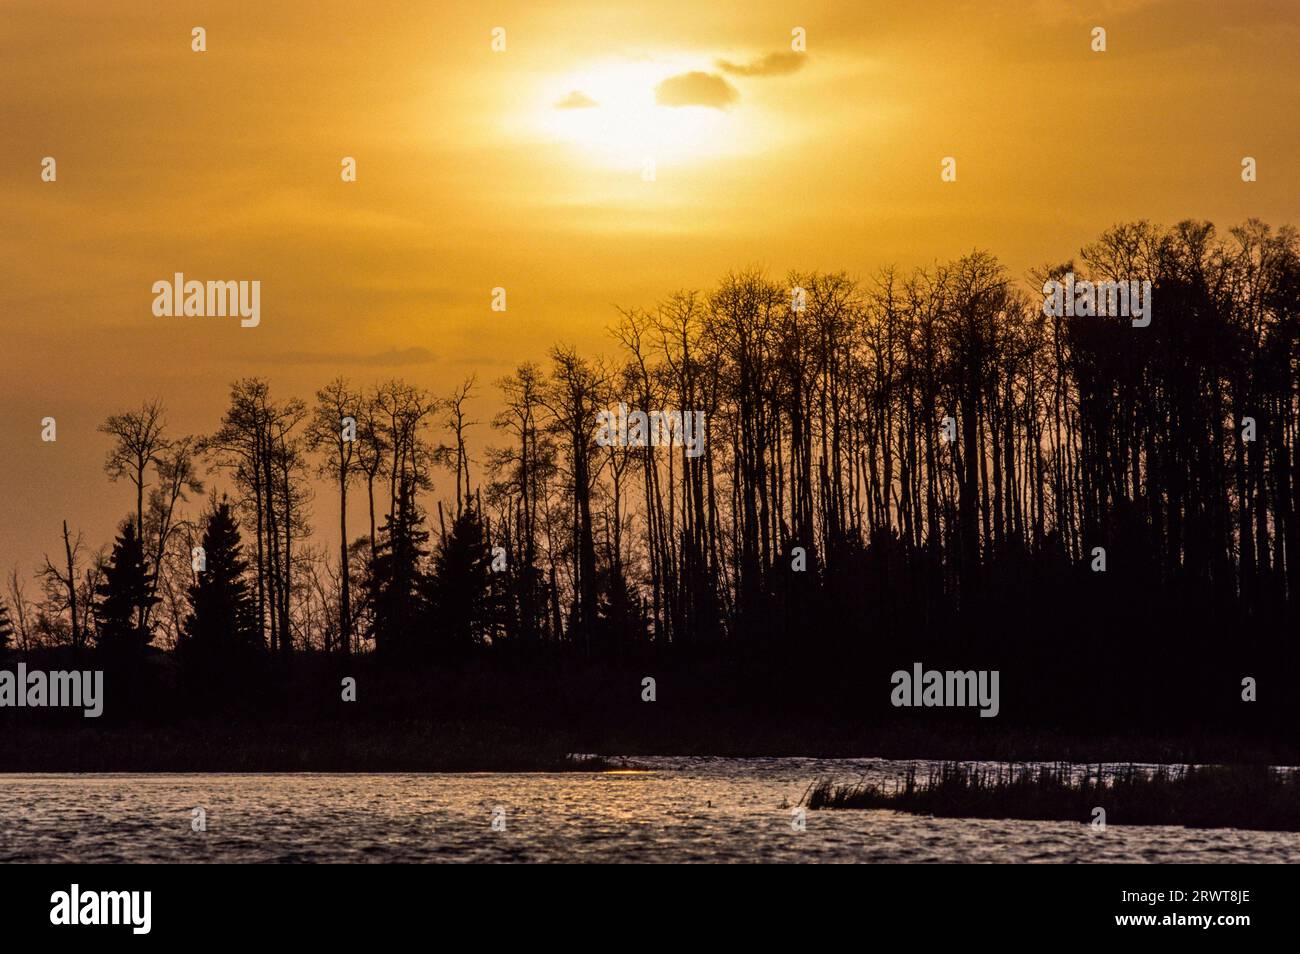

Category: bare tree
[100, 399, 168, 627]
[307, 377, 360, 655]
[39, 521, 86, 650]
[438, 376, 478, 516]
[5, 566, 33, 652]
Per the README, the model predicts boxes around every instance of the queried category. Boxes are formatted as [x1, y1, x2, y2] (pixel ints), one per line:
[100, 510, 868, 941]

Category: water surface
[2, 758, 1295, 863]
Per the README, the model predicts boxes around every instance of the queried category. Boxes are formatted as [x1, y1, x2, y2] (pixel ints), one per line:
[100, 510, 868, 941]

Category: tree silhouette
[99, 401, 167, 587]
[39, 521, 86, 650]
[202, 378, 309, 658]
[488, 362, 556, 644]
[0, 598, 13, 653]
[181, 501, 262, 682]
[93, 519, 159, 656]
[306, 377, 360, 656]
[424, 501, 494, 653]
[6, 218, 1296, 731]
[367, 478, 429, 656]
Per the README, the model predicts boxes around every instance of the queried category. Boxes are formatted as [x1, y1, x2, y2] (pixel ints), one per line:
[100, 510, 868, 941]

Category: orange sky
[2, 0, 1298, 574]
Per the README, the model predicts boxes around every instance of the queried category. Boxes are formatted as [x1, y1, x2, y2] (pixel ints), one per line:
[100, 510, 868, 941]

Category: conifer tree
[93, 519, 159, 656]
[424, 501, 493, 652]
[182, 501, 261, 675]
[368, 480, 429, 655]
[0, 598, 13, 653]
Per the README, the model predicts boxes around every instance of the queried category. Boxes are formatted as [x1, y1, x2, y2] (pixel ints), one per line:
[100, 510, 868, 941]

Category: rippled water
[1, 758, 1296, 862]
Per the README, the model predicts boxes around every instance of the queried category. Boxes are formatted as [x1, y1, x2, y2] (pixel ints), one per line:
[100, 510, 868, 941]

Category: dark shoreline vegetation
[806, 762, 1300, 832]
[1, 218, 1298, 771]
[1, 651, 1298, 771]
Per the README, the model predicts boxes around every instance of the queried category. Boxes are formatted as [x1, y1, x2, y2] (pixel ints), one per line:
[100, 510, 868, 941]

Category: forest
[2, 217, 1297, 745]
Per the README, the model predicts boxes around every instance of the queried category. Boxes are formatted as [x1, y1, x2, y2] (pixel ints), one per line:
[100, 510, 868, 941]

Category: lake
[2, 758, 1297, 863]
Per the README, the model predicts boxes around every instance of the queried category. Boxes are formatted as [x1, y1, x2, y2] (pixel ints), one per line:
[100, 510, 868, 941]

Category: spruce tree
[367, 480, 429, 656]
[0, 599, 13, 653]
[424, 502, 493, 652]
[94, 519, 159, 656]
[596, 559, 649, 653]
[182, 501, 261, 678]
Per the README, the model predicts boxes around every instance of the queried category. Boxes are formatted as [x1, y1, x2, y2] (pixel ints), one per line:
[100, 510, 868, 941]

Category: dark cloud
[716, 51, 806, 77]
[654, 71, 739, 109]
[555, 90, 599, 109]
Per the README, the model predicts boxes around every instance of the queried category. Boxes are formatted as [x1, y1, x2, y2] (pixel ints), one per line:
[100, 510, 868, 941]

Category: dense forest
[2, 218, 1298, 735]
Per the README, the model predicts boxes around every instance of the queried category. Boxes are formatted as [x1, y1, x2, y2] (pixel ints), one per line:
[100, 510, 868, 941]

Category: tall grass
[806, 762, 1300, 831]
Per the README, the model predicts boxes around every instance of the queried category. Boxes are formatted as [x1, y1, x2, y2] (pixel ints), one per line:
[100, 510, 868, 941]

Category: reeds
[806, 762, 1300, 831]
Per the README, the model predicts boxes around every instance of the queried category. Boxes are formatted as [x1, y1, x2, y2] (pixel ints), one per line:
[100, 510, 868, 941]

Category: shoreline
[1, 720, 1295, 773]
[3, 649, 1296, 773]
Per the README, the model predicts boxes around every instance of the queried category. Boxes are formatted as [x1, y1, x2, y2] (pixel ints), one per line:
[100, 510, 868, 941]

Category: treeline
[3, 219, 1298, 684]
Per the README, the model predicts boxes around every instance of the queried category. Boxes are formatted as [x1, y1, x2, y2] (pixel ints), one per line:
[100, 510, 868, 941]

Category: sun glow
[534, 59, 749, 170]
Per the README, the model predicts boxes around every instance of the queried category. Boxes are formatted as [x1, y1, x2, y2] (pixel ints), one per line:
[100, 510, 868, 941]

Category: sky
[1, 0, 1298, 576]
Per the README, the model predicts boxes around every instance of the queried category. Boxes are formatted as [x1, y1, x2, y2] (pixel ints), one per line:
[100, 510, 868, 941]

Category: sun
[533, 58, 746, 171]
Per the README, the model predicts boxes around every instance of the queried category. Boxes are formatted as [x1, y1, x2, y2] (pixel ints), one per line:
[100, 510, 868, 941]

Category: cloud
[716, 51, 807, 77]
[654, 71, 739, 109]
[555, 90, 599, 109]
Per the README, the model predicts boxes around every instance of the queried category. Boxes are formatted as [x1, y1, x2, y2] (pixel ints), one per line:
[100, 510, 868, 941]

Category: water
[1, 758, 1296, 863]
